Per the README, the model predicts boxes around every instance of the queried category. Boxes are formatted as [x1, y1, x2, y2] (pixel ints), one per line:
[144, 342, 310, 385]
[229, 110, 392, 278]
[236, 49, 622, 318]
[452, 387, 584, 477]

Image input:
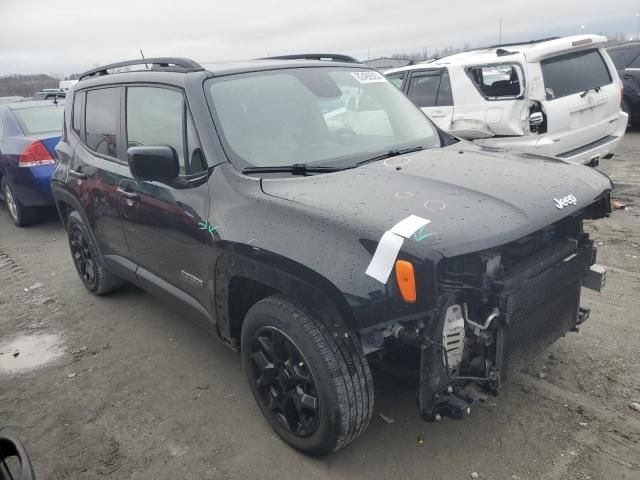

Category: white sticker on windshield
[350, 71, 387, 84]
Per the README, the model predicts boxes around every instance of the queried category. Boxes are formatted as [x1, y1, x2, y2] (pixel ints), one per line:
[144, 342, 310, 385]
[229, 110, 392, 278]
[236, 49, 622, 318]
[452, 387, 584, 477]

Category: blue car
[0, 100, 63, 226]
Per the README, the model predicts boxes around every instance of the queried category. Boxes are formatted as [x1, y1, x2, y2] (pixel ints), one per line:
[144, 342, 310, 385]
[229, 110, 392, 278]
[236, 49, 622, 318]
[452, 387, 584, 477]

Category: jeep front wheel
[241, 294, 374, 455]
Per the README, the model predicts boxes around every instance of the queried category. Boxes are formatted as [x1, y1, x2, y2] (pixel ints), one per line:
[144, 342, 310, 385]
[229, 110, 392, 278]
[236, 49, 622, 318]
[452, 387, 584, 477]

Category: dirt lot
[1, 132, 639, 480]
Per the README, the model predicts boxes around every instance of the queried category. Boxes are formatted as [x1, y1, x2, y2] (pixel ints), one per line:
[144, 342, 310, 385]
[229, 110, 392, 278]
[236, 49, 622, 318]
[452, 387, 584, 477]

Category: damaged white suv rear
[385, 35, 627, 166]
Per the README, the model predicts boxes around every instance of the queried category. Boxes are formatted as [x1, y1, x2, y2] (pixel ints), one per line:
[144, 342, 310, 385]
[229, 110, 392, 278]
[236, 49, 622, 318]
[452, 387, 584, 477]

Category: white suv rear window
[541, 49, 612, 100]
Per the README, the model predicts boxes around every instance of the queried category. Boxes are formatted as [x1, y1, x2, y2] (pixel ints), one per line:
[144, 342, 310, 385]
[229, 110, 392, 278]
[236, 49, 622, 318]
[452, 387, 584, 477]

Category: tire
[1, 178, 39, 227]
[241, 294, 374, 455]
[66, 210, 123, 295]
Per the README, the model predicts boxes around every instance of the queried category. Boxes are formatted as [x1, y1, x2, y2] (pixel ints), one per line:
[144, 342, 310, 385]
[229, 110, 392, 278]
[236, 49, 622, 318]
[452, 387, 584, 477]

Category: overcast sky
[1, 0, 638, 76]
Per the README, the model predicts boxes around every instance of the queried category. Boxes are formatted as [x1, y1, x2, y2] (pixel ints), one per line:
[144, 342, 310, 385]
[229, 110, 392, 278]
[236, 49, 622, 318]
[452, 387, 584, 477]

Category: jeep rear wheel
[241, 295, 373, 455]
[66, 211, 123, 295]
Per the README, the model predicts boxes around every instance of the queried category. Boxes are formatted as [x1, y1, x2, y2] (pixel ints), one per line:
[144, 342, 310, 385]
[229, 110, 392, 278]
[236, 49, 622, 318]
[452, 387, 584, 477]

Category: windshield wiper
[242, 163, 348, 175]
[355, 146, 424, 167]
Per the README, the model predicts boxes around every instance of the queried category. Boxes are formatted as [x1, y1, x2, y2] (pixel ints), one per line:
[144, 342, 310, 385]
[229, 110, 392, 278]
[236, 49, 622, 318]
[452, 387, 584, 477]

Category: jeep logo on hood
[554, 194, 577, 209]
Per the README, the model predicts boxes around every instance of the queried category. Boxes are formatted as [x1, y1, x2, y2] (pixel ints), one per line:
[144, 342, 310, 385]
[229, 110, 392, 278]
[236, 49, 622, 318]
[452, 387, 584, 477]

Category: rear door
[537, 48, 620, 153]
[404, 69, 453, 129]
[68, 86, 133, 279]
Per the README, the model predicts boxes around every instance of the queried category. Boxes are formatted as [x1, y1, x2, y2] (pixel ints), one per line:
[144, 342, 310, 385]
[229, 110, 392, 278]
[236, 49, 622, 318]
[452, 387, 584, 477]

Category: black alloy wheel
[249, 326, 320, 437]
[69, 223, 97, 289]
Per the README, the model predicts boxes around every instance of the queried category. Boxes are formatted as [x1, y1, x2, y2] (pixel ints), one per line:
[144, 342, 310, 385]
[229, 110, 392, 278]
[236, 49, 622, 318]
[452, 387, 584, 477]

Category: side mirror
[0, 429, 36, 480]
[127, 146, 179, 182]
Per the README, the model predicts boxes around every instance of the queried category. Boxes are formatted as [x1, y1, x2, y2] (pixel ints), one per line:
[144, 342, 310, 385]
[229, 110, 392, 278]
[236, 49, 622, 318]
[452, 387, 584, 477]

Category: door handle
[116, 187, 139, 199]
[430, 111, 447, 118]
[68, 169, 87, 179]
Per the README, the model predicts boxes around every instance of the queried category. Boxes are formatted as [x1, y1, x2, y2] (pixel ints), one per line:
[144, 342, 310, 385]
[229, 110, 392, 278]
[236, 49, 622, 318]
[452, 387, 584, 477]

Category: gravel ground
[1, 132, 639, 480]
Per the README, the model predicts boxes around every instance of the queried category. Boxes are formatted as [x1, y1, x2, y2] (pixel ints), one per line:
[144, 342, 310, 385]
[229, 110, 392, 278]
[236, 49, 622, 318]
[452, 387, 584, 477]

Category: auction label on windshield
[351, 71, 387, 83]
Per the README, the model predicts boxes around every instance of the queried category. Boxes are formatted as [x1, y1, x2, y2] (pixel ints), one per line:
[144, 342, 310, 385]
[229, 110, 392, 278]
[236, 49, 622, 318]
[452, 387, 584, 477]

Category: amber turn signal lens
[395, 260, 416, 303]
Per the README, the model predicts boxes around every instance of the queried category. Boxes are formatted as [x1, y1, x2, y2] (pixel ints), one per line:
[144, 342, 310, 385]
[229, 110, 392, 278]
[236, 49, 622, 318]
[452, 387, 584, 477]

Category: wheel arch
[214, 245, 356, 348]
[51, 186, 103, 256]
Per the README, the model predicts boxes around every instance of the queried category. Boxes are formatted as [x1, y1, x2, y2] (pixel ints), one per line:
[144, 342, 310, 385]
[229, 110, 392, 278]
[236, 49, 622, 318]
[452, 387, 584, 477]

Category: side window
[85, 88, 119, 157]
[436, 70, 453, 106]
[407, 73, 441, 108]
[72, 93, 82, 136]
[466, 64, 522, 98]
[608, 47, 639, 69]
[126, 86, 206, 176]
[386, 72, 406, 89]
[629, 55, 640, 69]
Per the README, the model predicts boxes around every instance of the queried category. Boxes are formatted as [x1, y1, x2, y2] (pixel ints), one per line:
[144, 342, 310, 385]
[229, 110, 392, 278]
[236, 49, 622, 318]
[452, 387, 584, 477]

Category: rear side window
[72, 93, 82, 135]
[541, 49, 612, 100]
[12, 106, 63, 135]
[436, 70, 453, 106]
[407, 72, 440, 107]
[85, 88, 120, 157]
[126, 86, 206, 175]
[466, 64, 522, 98]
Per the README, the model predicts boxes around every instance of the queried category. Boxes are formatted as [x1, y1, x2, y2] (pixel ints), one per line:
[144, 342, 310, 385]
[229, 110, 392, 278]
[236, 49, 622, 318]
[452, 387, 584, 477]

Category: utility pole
[499, 18, 502, 44]
[636, 13, 639, 40]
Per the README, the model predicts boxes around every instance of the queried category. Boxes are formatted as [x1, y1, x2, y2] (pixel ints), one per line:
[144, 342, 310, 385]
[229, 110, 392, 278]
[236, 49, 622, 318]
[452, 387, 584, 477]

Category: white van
[385, 35, 627, 165]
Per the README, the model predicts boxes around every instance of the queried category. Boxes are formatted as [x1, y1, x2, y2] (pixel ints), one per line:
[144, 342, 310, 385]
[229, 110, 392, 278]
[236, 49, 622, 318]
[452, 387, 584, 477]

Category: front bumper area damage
[361, 212, 609, 422]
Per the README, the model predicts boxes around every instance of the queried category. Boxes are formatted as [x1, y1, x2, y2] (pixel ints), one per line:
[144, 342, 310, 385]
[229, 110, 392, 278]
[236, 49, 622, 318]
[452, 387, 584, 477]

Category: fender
[213, 241, 356, 347]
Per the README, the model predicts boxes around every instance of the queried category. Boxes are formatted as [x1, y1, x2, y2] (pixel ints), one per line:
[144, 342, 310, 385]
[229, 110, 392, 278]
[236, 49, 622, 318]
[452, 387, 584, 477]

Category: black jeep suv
[52, 56, 612, 455]
[607, 41, 640, 125]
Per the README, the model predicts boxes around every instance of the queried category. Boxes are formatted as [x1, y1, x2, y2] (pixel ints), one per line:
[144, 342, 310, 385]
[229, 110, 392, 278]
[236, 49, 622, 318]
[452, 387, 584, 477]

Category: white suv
[385, 35, 627, 165]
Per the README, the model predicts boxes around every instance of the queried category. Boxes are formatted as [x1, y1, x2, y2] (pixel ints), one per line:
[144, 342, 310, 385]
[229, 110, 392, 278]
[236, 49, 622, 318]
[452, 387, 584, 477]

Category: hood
[260, 144, 612, 258]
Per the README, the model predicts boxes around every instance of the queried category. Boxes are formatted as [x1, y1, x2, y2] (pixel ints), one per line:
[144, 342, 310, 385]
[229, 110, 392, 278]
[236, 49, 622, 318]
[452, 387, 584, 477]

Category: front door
[117, 85, 211, 308]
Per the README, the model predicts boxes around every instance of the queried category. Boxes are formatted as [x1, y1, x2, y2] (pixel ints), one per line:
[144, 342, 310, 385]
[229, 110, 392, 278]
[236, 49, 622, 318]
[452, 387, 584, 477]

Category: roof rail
[488, 37, 560, 49]
[79, 57, 203, 81]
[260, 53, 359, 63]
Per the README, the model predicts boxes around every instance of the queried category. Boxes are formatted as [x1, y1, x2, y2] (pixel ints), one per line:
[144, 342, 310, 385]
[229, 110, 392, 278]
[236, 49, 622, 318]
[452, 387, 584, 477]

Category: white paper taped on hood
[390, 215, 431, 239]
[365, 215, 431, 284]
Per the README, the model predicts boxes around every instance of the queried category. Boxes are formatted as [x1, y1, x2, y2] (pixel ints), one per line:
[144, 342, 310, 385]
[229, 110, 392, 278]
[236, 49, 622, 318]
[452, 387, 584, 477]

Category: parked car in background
[0, 96, 25, 105]
[32, 89, 66, 101]
[59, 80, 78, 91]
[385, 35, 626, 166]
[607, 41, 640, 126]
[52, 56, 611, 455]
[0, 100, 63, 226]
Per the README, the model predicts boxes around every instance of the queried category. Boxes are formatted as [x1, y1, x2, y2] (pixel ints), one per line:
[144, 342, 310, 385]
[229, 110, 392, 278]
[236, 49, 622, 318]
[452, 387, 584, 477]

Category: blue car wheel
[1, 178, 38, 227]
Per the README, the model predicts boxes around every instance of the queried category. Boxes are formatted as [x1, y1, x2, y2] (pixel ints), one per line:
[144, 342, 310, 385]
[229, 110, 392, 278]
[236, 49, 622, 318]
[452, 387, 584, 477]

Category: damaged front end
[362, 201, 609, 422]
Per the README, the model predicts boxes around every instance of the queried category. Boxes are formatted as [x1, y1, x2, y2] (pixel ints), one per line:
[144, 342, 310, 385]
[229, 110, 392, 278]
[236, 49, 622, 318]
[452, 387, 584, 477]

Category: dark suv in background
[52, 56, 611, 455]
[607, 41, 640, 125]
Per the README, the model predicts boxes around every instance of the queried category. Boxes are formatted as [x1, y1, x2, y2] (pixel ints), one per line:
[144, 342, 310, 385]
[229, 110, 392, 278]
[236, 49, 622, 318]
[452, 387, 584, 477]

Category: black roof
[607, 41, 640, 50]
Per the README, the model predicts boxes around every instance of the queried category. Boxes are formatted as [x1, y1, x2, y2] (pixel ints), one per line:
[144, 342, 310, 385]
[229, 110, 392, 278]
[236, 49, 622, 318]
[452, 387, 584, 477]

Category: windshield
[206, 67, 440, 169]
[13, 105, 64, 135]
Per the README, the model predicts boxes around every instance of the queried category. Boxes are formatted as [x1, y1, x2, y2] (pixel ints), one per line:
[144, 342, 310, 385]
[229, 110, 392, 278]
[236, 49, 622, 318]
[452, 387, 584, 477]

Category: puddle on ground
[0, 334, 64, 374]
